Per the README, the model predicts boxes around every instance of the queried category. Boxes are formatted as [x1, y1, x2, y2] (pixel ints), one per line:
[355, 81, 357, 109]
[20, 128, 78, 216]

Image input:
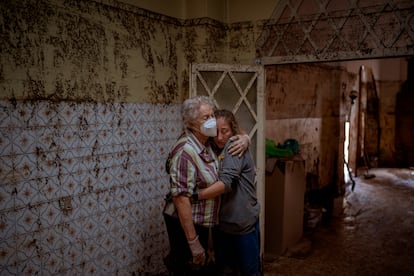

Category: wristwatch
[192, 191, 199, 201]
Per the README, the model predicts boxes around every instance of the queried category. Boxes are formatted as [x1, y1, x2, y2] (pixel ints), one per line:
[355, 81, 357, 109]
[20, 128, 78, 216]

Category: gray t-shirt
[218, 140, 260, 235]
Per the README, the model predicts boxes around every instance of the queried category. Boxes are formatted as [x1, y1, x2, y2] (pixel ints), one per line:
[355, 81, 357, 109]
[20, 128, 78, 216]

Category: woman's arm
[173, 195, 197, 239]
[173, 195, 206, 265]
[197, 180, 225, 200]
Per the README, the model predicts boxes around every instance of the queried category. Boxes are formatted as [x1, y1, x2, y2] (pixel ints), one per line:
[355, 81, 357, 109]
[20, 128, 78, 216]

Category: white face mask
[200, 117, 217, 137]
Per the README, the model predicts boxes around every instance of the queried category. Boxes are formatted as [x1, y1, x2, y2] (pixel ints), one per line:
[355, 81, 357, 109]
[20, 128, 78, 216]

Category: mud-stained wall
[0, 0, 243, 104]
[0, 0, 260, 274]
[0, 0, 410, 273]
[0, 100, 182, 274]
[265, 64, 356, 190]
[371, 80, 401, 167]
[226, 21, 262, 64]
[339, 59, 408, 169]
[1, 0, 178, 103]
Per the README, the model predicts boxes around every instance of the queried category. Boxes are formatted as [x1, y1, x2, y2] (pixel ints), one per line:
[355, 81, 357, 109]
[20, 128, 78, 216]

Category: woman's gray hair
[182, 96, 215, 128]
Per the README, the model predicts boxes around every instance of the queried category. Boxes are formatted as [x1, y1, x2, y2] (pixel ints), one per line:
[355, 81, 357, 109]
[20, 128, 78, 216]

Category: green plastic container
[283, 138, 300, 154]
[265, 138, 293, 158]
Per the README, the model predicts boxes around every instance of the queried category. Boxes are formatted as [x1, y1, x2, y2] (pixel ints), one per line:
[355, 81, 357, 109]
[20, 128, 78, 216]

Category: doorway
[265, 57, 408, 194]
[189, 63, 266, 254]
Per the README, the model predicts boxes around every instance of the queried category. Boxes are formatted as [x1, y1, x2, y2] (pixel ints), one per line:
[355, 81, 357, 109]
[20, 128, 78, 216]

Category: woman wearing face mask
[163, 97, 249, 275]
[197, 109, 261, 276]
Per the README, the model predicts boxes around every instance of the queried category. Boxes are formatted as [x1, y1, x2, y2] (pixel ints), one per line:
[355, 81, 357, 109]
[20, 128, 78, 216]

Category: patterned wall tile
[60, 126, 78, 150]
[10, 103, 27, 129]
[64, 243, 83, 272]
[15, 247, 36, 273]
[0, 208, 15, 242]
[35, 102, 60, 128]
[0, 130, 13, 156]
[38, 225, 62, 257]
[37, 176, 60, 202]
[0, 156, 13, 184]
[58, 102, 79, 126]
[14, 150, 36, 182]
[14, 206, 39, 236]
[0, 238, 15, 273]
[61, 173, 81, 196]
[0, 100, 182, 274]
[13, 128, 37, 156]
[0, 102, 11, 127]
[14, 180, 39, 209]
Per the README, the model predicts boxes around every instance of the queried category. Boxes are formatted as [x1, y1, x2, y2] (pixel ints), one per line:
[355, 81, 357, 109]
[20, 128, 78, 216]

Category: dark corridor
[264, 168, 414, 275]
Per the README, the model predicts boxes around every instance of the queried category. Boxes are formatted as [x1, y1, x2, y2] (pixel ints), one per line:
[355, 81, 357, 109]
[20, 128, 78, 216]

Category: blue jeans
[215, 220, 261, 276]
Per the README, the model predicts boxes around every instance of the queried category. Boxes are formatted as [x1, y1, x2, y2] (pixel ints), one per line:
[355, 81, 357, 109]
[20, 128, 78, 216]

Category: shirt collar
[186, 129, 215, 164]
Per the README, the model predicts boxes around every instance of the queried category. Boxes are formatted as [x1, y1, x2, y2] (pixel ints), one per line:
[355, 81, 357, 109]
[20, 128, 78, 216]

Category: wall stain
[59, 196, 73, 215]
[183, 27, 198, 64]
[0, 1, 260, 104]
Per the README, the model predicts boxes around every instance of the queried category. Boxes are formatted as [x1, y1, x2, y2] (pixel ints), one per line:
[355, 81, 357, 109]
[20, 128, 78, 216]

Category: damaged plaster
[1, 0, 258, 104]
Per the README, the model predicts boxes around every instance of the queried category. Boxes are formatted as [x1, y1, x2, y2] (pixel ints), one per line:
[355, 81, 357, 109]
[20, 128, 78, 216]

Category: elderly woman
[163, 96, 249, 275]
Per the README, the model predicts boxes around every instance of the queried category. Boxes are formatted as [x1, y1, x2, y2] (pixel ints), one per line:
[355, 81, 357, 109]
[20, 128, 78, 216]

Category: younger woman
[198, 109, 261, 276]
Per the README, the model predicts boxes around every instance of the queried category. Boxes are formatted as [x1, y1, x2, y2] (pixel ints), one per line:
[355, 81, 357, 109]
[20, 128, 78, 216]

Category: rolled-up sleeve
[169, 150, 196, 197]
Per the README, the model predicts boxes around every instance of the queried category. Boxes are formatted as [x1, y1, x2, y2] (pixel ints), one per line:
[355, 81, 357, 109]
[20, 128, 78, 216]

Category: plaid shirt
[163, 130, 220, 227]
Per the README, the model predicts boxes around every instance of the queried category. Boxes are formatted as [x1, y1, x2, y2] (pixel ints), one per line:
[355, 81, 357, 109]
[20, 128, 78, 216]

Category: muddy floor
[263, 168, 414, 276]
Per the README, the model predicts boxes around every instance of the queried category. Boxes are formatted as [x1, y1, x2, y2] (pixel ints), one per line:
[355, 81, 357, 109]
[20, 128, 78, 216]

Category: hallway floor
[263, 168, 414, 276]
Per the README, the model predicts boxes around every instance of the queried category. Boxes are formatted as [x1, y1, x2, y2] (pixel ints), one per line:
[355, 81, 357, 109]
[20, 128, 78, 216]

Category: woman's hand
[228, 134, 250, 157]
[188, 236, 206, 265]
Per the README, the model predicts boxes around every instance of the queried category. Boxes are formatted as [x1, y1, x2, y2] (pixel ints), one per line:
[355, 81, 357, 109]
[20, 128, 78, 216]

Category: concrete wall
[265, 63, 358, 190]
[341, 59, 407, 167]
[264, 59, 408, 187]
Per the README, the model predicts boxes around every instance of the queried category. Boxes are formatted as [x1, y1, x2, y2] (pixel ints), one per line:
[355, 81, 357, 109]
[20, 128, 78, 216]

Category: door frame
[189, 63, 266, 256]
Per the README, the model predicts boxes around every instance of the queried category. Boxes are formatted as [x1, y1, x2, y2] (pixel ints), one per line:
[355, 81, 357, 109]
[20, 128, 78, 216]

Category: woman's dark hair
[214, 109, 240, 136]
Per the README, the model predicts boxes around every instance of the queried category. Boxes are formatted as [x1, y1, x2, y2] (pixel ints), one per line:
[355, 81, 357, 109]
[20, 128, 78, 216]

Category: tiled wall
[0, 100, 182, 274]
